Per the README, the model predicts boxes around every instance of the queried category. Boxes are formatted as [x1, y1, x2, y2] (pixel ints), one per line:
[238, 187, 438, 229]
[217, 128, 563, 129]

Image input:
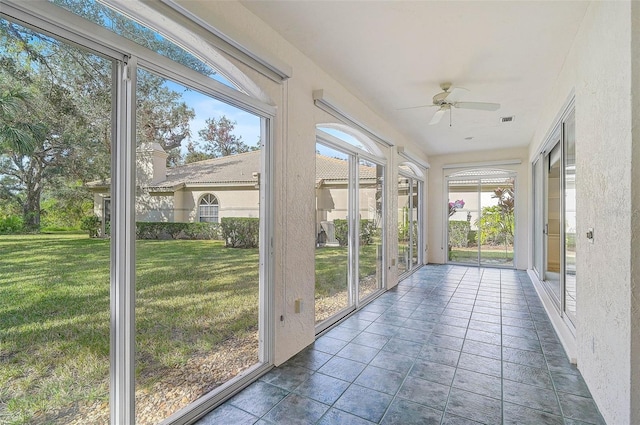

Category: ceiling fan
[402, 82, 500, 125]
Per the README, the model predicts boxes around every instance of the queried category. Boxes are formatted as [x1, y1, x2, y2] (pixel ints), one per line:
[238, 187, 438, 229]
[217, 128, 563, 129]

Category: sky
[164, 80, 262, 155]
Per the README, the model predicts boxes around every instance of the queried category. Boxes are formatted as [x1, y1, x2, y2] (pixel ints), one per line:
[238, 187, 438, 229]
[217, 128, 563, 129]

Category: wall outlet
[587, 227, 594, 244]
[294, 299, 302, 313]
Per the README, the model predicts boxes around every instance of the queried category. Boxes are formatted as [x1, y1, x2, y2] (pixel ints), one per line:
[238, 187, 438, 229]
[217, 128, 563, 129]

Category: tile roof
[87, 151, 379, 190]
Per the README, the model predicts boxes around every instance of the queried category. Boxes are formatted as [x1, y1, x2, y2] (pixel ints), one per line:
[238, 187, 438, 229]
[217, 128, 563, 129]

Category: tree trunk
[23, 185, 41, 231]
[22, 158, 44, 232]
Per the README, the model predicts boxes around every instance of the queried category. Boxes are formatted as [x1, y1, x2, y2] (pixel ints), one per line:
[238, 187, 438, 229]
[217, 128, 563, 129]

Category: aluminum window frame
[0, 3, 276, 424]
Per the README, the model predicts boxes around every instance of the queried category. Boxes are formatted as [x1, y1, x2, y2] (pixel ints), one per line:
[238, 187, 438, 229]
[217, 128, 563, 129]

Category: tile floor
[197, 265, 606, 425]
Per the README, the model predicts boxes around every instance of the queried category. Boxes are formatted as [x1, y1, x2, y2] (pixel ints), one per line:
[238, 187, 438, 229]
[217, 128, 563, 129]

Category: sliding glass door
[315, 127, 386, 331]
[397, 165, 423, 276]
[533, 105, 577, 327]
[447, 170, 515, 267]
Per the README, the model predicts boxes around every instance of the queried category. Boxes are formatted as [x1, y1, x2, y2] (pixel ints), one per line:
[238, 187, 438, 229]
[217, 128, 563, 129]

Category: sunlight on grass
[0, 234, 260, 424]
[315, 245, 380, 323]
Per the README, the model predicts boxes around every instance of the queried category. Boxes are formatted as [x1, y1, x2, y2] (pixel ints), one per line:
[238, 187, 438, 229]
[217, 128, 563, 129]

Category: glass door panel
[358, 159, 384, 301]
[411, 179, 420, 267]
[448, 170, 516, 267]
[448, 179, 478, 265]
[544, 142, 562, 306]
[134, 68, 262, 423]
[397, 176, 410, 275]
[315, 144, 351, 323]
[564, 111, 577, 323]
[533, 158, 543, 276]
[0, 23, 112, 423]
[479, 177, 515, 267]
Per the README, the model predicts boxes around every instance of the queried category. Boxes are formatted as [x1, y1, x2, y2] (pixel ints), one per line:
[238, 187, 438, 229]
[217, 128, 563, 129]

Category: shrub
[183, 222, 222, 240]
[332, 219, 379, 246]
[135, 222, 222, 240]
[448, 220, 470, 248]
[80, 215, 101, 238]
[467, 229, 477, 246]
[359, 219, 379, 246]
[0, 214, 23, 234]
[221, 217, 259, 248]
[333, 219, 348, 246]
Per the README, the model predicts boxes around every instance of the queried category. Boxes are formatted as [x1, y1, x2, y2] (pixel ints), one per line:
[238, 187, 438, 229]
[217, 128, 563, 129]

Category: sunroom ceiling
[240, 0, 589, 156]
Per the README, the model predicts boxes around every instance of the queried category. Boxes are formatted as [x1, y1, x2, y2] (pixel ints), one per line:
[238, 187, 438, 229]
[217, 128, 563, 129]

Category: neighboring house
[87, 143, 381, 241]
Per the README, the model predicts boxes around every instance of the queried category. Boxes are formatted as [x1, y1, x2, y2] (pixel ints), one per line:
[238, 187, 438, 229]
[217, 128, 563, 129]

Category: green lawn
[0, 234, 259, 424]
[1, 235, 383, 423]
[314, 244, 380, 322]
[449, 246, 514, 265]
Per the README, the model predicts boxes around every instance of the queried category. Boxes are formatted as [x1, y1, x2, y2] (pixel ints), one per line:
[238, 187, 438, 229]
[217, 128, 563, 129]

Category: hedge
[221, 217, 259, 248]
[448, 220, 471, 248]
[136, 222, 222, 240]
[79, 217, 223, 240]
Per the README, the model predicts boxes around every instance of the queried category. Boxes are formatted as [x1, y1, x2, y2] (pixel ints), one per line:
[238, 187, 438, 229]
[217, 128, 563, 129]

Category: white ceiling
[240, 1, 589, 156]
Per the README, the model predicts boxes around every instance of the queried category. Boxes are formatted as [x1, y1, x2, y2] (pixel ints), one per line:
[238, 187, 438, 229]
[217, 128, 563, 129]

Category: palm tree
[0, 86, 40, 155]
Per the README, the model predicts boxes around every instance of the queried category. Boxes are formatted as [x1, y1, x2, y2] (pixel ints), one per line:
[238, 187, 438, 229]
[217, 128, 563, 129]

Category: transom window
[199, 194, 219, 223]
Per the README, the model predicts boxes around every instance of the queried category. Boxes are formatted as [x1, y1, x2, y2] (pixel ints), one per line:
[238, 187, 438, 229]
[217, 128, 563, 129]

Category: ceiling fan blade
[454, 101, 501, 111]
[397, 104, 437, 111]
[429, 108, 447, 125]
[445, 87, 469, 103]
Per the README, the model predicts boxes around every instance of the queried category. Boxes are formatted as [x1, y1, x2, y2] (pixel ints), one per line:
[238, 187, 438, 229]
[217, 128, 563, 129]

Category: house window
[199, 194, 219, 223]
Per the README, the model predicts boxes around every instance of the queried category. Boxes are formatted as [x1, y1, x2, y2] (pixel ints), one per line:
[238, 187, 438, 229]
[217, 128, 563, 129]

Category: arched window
[199, 194, 219, 223]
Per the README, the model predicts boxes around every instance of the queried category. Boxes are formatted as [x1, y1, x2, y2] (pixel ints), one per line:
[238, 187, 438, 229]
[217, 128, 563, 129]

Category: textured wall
[574, 3, 632, 424]
[529, 2, 634, 423]
[630, 3, 640, 424]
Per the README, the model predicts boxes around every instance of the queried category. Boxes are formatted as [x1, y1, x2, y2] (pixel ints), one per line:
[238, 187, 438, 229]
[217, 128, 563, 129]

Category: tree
[0, 87, 41, 155]
[184, 141, 213, 164]
[476, 186, 515, 255]
[0, 4, 201, 231]
[137, 71, 195, 166]
[196, 116, 254, 158]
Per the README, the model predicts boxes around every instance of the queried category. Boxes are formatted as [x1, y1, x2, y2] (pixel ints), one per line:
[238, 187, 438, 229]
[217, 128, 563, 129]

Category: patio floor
[196, 264, 605, 425]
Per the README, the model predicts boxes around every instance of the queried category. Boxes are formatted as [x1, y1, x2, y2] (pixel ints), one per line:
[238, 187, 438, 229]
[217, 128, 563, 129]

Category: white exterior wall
[181, 188, 260, 222]
[427, 147, 529, 270]
[529, 2, 637, 423]
[173, 0, 428, 365]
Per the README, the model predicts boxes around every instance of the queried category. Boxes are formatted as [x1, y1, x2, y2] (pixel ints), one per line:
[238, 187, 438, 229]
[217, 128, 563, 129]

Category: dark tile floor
[197, 265, 606, 425]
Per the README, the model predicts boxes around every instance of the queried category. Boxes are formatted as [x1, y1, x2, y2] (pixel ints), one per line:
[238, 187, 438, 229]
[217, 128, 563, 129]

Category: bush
[135, 222, 222, 240]
[467, 229, 477, 246]
[359, 219, 379, 246]
[0, 214, 23, 234]
[80, 215, 101, 238]
[333, 219, 348, 246]
[221, 217, 259, 248]
[449, 220, 470, 248]
[183, 222, 222, 240]
[332, 219, 379, 246]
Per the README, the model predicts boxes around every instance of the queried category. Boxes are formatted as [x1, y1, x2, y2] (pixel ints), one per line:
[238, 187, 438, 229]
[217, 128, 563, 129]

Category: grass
[0, 234, 259, 424]
[449, 246, 514, 265]
[314, 244, 380, 322]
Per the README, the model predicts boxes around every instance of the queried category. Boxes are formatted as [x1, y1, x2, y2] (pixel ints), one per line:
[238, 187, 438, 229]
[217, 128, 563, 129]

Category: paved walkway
[198, 265, 606, 424]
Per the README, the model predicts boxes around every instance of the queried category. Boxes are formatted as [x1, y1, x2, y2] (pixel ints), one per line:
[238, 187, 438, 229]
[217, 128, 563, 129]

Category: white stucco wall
[427, 147, 529, 270]
[631, 5, 640, 424]
[529, 2, 636, 423]
[173, 0, 428, 365]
